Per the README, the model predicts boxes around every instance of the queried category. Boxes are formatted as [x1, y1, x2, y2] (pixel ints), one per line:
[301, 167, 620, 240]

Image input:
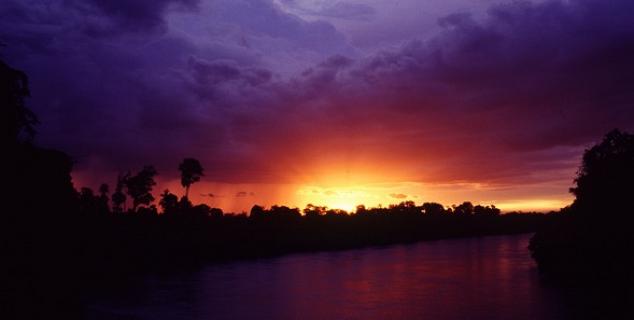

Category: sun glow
[293, 180, 426, 212]
[493, 199, 570, 212]
[295, 186, 371, 212]
[292, 178, 573, 214]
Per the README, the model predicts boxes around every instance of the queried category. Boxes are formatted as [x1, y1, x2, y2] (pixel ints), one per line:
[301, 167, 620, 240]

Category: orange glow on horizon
[73, 168, 574, 214]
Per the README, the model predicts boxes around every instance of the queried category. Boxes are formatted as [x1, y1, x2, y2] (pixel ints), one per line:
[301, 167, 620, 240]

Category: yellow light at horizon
[294, 180, 572, 214]
[494, 199, 570, 212]
[295, 185, 382, 212]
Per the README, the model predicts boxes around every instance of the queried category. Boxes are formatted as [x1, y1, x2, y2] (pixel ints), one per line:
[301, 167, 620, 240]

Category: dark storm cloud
[316, 0, 634, 182]
[0, 0, 198, 39]
[187, 56, 273, 98]
[0, 0, 351, 182]
[2, 0, 634, 188]
[212, 0, 353, 56]
[68, 0, 199, 33]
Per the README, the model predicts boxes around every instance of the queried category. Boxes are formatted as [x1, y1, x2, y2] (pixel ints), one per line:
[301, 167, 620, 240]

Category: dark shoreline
[81, 213, 548, 269]
[8, 212, 550, 282]
[6, 212, 551, 318]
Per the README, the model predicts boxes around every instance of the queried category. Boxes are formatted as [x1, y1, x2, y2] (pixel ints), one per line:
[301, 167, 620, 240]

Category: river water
[85, 234, 585, 319]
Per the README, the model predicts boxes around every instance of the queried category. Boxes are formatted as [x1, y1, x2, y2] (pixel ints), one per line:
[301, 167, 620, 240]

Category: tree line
[78, 159, 501, 219]
[78, 161, 501, 218]
[77, 158, 213, 216]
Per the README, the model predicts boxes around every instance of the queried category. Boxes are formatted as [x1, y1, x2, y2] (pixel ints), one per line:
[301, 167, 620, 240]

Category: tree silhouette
[422, 202, 445, 216]
[159, 189, 179, 215]
[209, 207, 223, 218]
[178, 158, 204, 199]
[570, 129, 634, 214]
[474, 205, 500, 216]
[530, 129, 634, 285]
[99, 183, 109, 199]
[4, 58, 76, 217]
[112, 173, 128, 213]
[125, 166, 157, 211]
[304, 203, 327, 217]
[97, 183, 110, 214]
[2, 60, 38, 144]
[179, 195, 193, 211]
[79, 187, 97, 214]
[355, 204, 367, 215]
[453, 202, 474, 216]
[250, 205, 266, 219]
[269, 205, 301, 220]
[191, 204, 214, 217]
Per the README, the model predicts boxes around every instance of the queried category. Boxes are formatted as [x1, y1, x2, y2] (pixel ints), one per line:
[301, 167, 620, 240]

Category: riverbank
[5, 211, 551, 318]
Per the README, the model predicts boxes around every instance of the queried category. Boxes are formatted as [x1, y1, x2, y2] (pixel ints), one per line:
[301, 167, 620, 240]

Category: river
[85, 234, 585, 319]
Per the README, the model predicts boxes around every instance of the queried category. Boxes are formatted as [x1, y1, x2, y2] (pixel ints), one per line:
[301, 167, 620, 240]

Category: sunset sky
[3, 0, 634, 212]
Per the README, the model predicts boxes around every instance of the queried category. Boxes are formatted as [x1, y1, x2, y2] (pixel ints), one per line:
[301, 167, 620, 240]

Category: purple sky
[2, 0, 634, 212]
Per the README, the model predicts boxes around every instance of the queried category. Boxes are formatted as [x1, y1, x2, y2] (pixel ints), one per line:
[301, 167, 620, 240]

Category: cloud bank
[2, 0, 634, 210]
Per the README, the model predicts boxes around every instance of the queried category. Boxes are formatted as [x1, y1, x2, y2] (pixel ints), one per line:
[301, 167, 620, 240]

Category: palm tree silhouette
[178, 158, 204, 199]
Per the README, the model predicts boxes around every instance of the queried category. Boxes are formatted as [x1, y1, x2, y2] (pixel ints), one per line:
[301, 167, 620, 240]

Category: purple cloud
[70, 0, 199, 33]
[1, 0, 634, 194]
[281, 1, 376, 20]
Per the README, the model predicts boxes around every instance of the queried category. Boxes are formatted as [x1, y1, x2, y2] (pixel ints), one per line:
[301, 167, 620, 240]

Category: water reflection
[87, 234, 572, 319]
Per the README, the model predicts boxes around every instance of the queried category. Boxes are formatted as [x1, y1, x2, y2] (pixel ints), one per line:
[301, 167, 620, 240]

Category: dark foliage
[124, 165, 158, 210]
[4, 59, 79, 318]
[159, 189, 179, 215]
[570, 129, 634, 214]
[111, 173, 128, 213]
[178, 158, 204, 199]
[1, 59, 37, 144]
[530, 130, 634, 294]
